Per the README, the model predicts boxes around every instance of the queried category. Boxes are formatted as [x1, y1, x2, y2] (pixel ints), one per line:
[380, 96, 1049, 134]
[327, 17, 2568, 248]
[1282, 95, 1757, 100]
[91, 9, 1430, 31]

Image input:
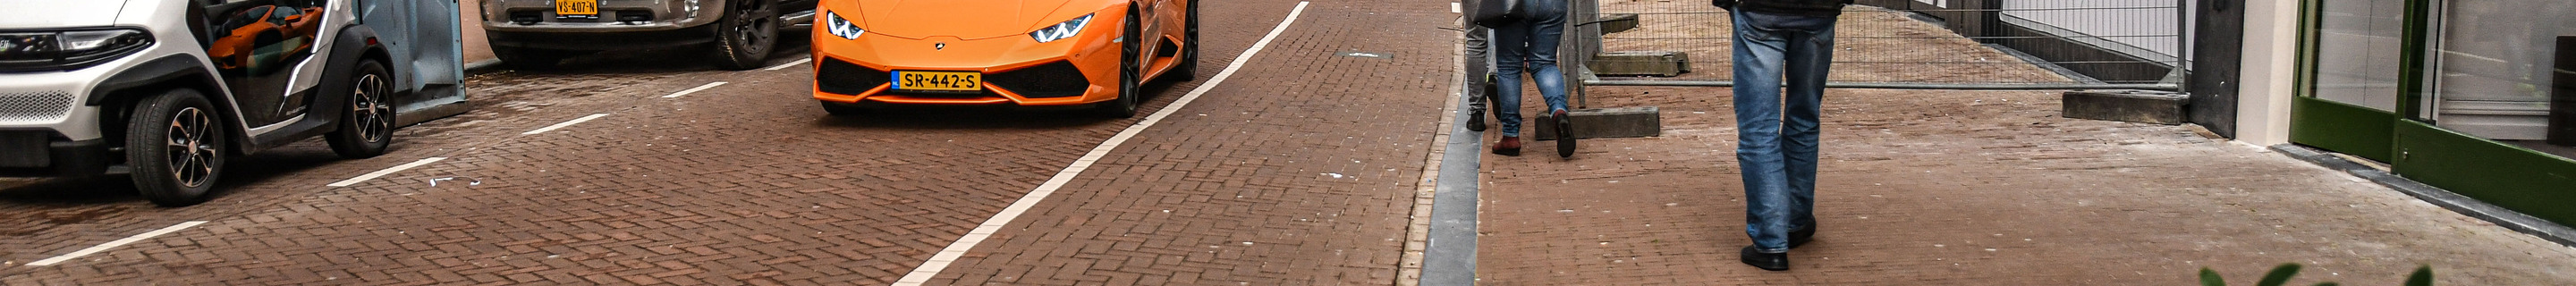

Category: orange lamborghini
[809, 0, 1199, 118]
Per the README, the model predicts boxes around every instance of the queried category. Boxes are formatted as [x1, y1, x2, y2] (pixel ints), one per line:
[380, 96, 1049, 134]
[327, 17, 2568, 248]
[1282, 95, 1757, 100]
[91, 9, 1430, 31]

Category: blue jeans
[1731, 10, 1835, 253]
[1493, 0, 1569, 137]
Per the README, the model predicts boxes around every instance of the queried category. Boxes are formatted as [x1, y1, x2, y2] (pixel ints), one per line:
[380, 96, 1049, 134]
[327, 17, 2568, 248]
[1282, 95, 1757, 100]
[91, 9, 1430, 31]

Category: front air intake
[816, 57, 889, 96]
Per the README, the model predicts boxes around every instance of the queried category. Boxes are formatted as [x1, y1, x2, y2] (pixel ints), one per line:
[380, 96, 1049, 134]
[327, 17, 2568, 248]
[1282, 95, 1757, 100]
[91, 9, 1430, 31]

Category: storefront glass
[2309, 0, 2407, 113]
[2430, 0, 2576, 157]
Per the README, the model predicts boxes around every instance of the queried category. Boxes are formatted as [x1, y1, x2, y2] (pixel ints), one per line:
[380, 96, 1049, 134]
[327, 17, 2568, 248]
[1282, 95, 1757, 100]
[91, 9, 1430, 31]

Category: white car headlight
[1028, 13, 1093, 43]
[826, 11, 866, 39]
[0, 29, 153, 72]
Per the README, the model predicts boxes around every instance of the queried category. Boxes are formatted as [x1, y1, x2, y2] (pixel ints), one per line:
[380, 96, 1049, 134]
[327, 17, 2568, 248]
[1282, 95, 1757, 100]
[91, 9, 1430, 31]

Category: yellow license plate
[893, 71, 984, 91]
[556, 0, 598, 15]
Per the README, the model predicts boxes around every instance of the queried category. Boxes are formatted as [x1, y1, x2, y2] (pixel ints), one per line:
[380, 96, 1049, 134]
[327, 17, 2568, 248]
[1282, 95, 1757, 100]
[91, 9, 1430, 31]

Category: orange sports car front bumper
[809, 7, 1128, 106]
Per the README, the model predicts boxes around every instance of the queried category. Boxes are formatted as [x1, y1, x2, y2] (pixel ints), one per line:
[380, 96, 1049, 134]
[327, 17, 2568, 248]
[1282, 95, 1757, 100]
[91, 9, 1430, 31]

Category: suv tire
[126, 88, 225, 207]
[711, 0, 781, 71]
[327, 61, 396, 158]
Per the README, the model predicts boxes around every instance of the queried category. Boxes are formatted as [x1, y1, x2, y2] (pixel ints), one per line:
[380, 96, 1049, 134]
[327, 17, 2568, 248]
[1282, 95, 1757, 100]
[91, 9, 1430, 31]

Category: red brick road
[0, 0, 1453, 284]
[921, 1, 1455, 284]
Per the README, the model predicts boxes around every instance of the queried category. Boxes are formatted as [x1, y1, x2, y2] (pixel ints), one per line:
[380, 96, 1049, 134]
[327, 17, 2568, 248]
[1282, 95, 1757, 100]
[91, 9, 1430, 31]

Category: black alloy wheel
[1170, 0, 1199, 80]
[1096, 7, 1144, 118]
[328, 60, 395, 158]
[127, 88, 226, 206]
[711, 0, 781, 71]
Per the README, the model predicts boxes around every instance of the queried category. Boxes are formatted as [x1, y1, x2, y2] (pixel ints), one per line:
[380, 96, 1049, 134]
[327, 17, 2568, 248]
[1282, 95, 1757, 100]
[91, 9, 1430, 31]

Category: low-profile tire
[1168, 0, 1200, 81]
[491, 46, 570, 71]
[125, 88, 225, 207]
[1093, 8, 1143, 119]
[709, 0, 781, 71]
[819, 101, 868, 117]
[327, 60, 396, 158]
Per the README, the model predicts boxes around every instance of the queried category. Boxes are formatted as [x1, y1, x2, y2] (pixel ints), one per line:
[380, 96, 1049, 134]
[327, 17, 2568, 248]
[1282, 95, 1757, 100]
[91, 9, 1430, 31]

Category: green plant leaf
[2199, 268, 2227, 286]
[2257, 264, 2303, 286]
[2405, 265, 2434, 286]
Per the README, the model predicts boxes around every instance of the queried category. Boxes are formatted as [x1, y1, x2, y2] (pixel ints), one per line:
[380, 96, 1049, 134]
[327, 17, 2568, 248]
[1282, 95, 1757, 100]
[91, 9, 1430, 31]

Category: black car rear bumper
[487, 28, 719, 51]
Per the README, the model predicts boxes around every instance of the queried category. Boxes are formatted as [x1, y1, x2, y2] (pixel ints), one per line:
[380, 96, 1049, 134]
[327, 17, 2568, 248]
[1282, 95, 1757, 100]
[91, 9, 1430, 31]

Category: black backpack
[1470, 0, 1526, 29]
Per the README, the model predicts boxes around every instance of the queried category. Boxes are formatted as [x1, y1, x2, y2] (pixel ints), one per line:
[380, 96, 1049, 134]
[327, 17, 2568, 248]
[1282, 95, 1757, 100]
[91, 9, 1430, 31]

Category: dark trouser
[1466, 26, 1493, 114]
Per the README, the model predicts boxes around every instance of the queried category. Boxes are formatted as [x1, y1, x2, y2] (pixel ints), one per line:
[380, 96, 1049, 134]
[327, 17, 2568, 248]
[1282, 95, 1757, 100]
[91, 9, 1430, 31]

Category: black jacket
[1714, 0, 1854, 18]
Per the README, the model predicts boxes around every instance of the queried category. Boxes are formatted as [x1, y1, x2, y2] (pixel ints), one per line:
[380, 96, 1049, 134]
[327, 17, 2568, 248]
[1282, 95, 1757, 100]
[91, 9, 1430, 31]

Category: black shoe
[1789, 226, 1816, 248]
[1739, 246, 1789, 271]
[1474, 74, 1500, 133]
[1465, 108, 1487, 131]
[1553, 109, 1576, 158]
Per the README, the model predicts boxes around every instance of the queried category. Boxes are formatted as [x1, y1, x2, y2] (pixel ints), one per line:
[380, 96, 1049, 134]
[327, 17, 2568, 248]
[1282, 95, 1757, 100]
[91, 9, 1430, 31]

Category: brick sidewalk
[922, 1, 1456, 284]
[1471, 86, 2576, 284]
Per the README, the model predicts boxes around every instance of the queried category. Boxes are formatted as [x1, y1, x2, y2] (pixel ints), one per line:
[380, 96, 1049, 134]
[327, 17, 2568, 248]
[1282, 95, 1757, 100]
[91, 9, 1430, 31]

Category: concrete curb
[1419, 76, 1487, 286]
[462, 59, 504, 76]
[2272, 144, 2576, 248]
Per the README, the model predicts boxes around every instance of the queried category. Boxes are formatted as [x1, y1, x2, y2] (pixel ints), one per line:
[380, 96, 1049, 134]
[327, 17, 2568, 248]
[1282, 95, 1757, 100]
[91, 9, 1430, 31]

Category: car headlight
[1028, 13, 1093, 43]
[0, 29, 154, 72]
[825, 11, 866, 40]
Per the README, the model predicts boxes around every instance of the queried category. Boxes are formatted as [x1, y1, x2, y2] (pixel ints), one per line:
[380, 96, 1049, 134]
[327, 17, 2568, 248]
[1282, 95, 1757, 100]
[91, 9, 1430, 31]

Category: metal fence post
[1566, 0, 1597, 108]
[2178, 0, 2193, 89]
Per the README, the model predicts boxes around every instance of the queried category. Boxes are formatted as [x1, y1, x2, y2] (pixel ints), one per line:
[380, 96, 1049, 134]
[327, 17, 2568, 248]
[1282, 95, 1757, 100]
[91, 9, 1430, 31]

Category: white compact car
[0, 0, 465, 206]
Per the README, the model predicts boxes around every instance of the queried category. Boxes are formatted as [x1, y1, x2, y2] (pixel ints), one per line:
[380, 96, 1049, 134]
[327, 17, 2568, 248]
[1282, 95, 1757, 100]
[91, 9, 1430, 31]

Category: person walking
[1714, 0, 1849, 271]
[1464, 18, 1495, 132]
[1487, 0, 1576, 157]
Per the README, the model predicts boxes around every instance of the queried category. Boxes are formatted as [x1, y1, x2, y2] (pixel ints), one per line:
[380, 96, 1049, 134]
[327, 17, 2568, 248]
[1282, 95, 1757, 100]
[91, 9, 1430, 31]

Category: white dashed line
[764, 57, 813, 71]
[26, 221, 208, 266]
[891, 2, 1312, 285]
[660, 81, 728, 98]
[521, 114, 610, 135]
[326, 157, 448, 187]
[1452, 2, 1461, 13]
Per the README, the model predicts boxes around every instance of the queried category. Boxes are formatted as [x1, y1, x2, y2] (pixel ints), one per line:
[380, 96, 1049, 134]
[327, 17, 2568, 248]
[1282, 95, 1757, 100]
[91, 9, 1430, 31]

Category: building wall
[2234, 0, 2298, 146]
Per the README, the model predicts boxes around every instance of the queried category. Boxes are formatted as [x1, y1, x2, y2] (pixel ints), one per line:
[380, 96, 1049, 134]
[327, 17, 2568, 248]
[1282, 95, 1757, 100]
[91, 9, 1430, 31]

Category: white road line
[661, 81, 729, 98]
[1452, 2, 1461, 13]
[326, 157, 448, 187]
[26, 221, 208, 266]
[891, 2, 1312, 285]
[763, 57, 813, 71]
[521, 114, 611, 135]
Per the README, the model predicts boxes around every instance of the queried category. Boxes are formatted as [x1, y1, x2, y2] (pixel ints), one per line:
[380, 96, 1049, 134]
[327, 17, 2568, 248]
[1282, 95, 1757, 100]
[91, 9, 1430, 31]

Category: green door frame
[2288, 0, 2400, 162]
[2287, 0, 2576, 226]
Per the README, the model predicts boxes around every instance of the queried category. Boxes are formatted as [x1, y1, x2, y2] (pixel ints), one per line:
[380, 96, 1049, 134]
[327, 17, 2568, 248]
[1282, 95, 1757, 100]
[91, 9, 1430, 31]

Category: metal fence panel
[1572, 0, 2189, 90]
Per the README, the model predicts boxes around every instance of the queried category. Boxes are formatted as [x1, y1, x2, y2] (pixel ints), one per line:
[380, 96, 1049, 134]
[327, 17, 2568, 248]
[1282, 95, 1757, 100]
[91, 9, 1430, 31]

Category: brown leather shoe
[1493, 137, 1522, 156]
